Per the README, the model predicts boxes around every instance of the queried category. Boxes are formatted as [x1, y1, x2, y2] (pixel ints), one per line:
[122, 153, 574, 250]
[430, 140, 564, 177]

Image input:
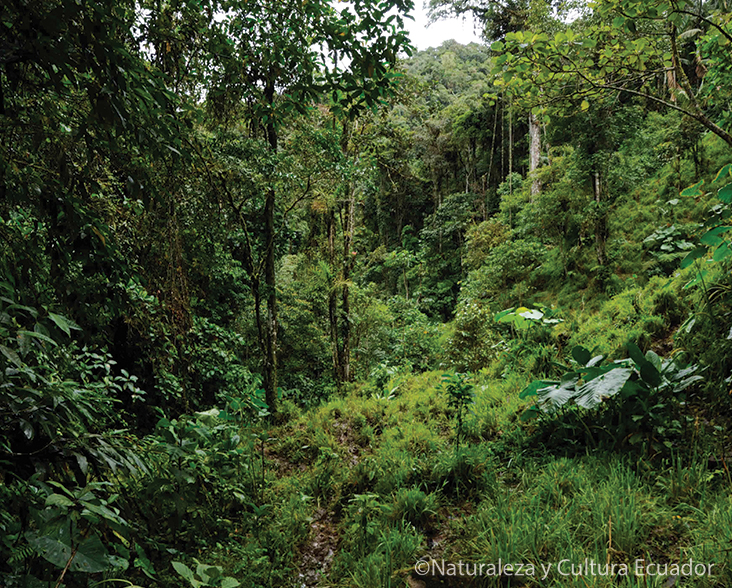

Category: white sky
[405, 1, 483, 51]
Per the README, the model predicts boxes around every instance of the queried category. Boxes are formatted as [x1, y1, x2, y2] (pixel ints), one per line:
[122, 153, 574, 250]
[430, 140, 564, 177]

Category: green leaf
[494, 307, 515, 322]
[221, 578, 240, 588]
[713, 164, 732, 183]
[680, 246, 707, 269]
[491, 41, 504, 51]
[26, 526, 110, 573]
[645, 349, 662, 370]
[537, 373, 579, 410]
[520, 407, 540, 422]
[47, 312, 80, 336]
[519, 380, 554, 399]
[572, 345, 591, 365]
[719, 182, 732, 203]
[627, 342, 646, 368]
[82, 502, 127, 527]
[18, 329, 58, 347]
[197, 561, 221, 582]
[574, 367, 633, 409]
[700, 226, 732, 246]
[684, 268, 708, 290]
[0, 344, 22, 367]
[45, 494, 75, 508]
[680, 180, 704, 196]
[173, 561, 195, 582]
[640, 361, 661, 387]
[713, 242, 732, 262]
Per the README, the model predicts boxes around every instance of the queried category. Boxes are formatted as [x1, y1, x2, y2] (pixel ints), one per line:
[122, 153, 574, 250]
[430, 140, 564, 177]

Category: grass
[183, 366, 732, 588]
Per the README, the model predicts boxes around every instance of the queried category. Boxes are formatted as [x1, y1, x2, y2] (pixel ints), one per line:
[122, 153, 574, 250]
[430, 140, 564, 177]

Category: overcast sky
[405, 1, 483, 51]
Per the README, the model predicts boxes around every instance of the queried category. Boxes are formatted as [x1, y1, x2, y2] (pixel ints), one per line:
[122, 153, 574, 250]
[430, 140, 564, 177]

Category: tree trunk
[529, 112, 541, 199]
[263, 80, 278, 414]
[340, 181, 355, 384]
[508, 101, 513, 194]
[327, 209, 341, 384]
[594, 172, 606, 266]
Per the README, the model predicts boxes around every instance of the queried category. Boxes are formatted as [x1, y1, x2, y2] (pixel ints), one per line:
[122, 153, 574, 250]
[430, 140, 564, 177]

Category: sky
[405, 1, 483, 51]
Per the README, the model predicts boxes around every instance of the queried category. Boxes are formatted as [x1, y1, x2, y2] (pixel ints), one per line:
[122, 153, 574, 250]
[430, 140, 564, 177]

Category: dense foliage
[2, 0, 732, 585]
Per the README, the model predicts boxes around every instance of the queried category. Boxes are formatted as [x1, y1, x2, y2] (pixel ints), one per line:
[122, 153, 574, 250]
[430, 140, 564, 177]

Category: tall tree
[491, 0, 732, 147]
[203, 0, 414, 412]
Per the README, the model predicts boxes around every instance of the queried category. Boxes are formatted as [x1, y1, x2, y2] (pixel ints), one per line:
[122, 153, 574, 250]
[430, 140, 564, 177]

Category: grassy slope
[186, 134, 732, 588]
[198, 366, 731, 587]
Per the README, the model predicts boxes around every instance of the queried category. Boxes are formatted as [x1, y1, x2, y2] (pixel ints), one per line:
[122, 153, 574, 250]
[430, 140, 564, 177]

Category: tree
[201, 0, 414, 412]
[491, 0, 732, 148]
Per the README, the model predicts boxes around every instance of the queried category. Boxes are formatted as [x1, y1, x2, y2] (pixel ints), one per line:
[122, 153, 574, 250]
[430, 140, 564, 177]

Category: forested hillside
[2, 0, 732, 586]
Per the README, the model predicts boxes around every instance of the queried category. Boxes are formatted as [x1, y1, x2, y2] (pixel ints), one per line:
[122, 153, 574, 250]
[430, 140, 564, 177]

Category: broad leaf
[520, 407, 541, 422]
[713, 242, 731, 262]
[680, 246, 707, 269]
[699, 226, 732, 246]
[45, 494, 75, 508]
[574, 368, 633, 409]
[519, 379, 554, 399]
[713, 164, 732, 183]
[26, 525, 110, 573]
[640, 362, 661, 387]
[0, 344, 22, 367]
[173, 561, 195, 582]
[48, 312, 81, 336]
[627, 342, 646, 369]
[537, 373, 579, 411]
[572, 345, 591, 366]
[680, 180, 704, 196]
[645, 350, 662, 370]
[719, 182, 732, 204]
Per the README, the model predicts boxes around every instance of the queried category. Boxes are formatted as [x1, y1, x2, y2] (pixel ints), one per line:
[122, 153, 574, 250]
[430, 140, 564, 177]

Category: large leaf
[571, 345, 591, 366]
[518, 308, 543, 320]
[574, 368, 633, 409]
[699, 226, 732, 246]
[640, 362, 661, 388]
[172, 561, 196, 583]
[713, 164, 732, 183]
[18, 330, 58, 347]
[719, 182, 732, 204]
[680, 180, 704, 196]
[0, 344, 22, 367]
[45, 494, 75, 508]
[48, 311, 81, 336]
[26, 525, 110, 573]
[680, 246, 708, 269]
[713, 242, 732, 262]
[536, 373, 579, 411]
[519, 379, 555, 399]
[626, 342, 646, 369]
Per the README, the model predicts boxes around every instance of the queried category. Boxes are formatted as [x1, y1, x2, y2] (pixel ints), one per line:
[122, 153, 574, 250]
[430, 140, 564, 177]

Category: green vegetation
[2, 0, 732, 586]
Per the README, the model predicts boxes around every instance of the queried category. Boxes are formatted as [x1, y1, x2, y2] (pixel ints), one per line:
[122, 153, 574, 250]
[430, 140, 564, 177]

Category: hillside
[2, 0, 732, 586]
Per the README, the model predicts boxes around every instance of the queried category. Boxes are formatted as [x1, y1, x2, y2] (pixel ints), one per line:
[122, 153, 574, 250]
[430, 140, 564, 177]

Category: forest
[1, 0, 732, 586]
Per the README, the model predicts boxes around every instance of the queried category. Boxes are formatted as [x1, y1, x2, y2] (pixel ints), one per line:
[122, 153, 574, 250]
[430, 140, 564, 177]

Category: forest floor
[229, 370, 732, 587]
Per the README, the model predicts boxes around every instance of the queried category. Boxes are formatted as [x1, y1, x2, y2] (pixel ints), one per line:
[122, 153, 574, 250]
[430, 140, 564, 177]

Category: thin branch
[674, 9, 732, 45]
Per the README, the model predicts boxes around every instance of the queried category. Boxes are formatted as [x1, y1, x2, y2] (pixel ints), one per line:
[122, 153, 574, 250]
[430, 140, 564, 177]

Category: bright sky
[405, 1, 483, 51]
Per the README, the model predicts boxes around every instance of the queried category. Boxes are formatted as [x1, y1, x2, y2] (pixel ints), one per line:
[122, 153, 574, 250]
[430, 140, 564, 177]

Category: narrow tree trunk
[327, 210, 341, 384]
[594, 172, 606, 266]
[529, 112, 541, 199]
[508, 101, 513, 195]
[263, 81, 278, 413]
[340, 182, 355, 384]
